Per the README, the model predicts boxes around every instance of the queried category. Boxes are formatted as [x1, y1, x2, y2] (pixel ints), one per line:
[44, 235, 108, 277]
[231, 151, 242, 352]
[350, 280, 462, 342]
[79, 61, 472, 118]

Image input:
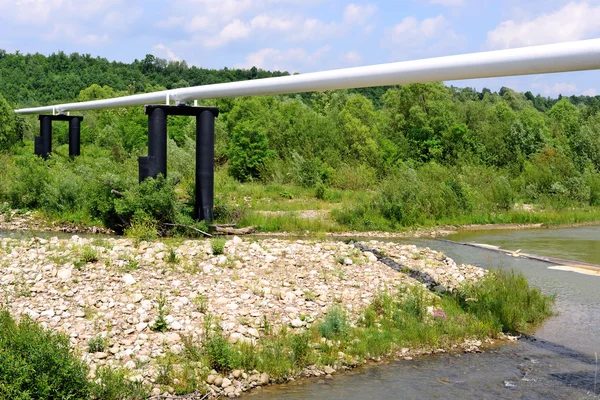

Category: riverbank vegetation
[0, 269, 554, 398]
[1, 50, 600, 234]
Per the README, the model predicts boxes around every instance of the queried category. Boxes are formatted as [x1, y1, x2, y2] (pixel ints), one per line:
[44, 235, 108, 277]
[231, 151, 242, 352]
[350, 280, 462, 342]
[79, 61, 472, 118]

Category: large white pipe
[15, 38, 600, 115]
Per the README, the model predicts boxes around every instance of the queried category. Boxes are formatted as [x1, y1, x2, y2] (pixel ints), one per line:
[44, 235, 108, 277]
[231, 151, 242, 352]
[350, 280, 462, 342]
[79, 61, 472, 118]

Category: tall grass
[152, 270, 554, 392]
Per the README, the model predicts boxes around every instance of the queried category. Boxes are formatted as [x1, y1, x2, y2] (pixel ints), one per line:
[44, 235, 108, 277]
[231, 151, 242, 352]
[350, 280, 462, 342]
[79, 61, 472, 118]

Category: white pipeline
[14, 38, 600, 115]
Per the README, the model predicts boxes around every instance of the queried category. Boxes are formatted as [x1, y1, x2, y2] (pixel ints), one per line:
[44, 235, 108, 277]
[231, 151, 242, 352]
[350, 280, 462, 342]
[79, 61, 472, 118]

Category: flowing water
[250, 226, 600, 399]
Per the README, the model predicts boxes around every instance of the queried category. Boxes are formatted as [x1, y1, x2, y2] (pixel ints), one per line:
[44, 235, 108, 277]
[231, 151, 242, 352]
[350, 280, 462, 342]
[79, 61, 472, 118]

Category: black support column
[138, 105, 219, 222]
[196, 110, 216, 222]
[35, 115, 83, 159]
[68, 117, 81, 157]
[36, 115, 52, 159]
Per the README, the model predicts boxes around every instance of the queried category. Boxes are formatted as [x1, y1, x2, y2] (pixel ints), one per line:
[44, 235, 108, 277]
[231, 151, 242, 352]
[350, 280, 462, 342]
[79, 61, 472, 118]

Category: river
[250, 226, 600, 399]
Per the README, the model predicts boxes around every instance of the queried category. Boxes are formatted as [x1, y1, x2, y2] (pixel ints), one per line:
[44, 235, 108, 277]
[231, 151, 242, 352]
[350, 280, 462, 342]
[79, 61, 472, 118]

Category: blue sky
[0, 0, 599, 96]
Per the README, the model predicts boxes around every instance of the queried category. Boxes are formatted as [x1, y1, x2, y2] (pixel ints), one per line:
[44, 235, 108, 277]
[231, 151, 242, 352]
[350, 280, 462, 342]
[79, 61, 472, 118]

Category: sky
[0, 0, 599, 97]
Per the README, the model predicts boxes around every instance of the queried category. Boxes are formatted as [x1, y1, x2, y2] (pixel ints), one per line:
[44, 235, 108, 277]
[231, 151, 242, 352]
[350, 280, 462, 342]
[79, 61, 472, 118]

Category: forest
[1, 50, 600, 235]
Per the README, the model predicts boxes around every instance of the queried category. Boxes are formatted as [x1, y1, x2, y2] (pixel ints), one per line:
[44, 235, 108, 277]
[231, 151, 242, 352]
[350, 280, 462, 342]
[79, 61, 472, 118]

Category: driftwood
[163, 223, 213, 237]
[214, 225, 255, 235]
[110, 189, 124, 197]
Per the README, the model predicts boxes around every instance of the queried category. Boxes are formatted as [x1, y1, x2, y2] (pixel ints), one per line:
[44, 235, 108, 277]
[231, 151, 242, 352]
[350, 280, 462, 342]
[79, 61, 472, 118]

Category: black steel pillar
[68, 117, 81, 157]
[196, 110, 216, 222]
[35, 114, 84, 159]
[35, 115, 52, 159]
[138, 105, 219, 221]
[139, 106, 167, 182]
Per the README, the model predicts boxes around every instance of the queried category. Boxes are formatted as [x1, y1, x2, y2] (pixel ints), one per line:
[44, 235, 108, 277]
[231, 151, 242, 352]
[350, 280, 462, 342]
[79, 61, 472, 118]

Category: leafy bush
[150, 294, 169, 333]
[211, 237, 226, 255]
[90, 367, 150, 400]
[124, 219, 158, 241]
[88, 335, 107, 353]
[0, 310, 90, 399]
[227, 120, 275, 182]
[203, 316, 234, 372]
[0, 93, 20, 151]
[318, 307, 349, 339]
[454, 269, 554, 333]
[115, 174, 177, 227]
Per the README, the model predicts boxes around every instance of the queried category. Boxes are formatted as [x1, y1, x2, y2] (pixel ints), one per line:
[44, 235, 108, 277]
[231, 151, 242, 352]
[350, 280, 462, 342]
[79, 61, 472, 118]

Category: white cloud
[388, 15, 447, 46]
[46, 23, 109, 45]
[343, 3, 377, 25]
[532, 82, 579, 96]
[153, 43, 181, 62]
[157, 16, 185, 29]
[339, 51, 363, 65]
[583, 88, 598, 96]
[429, 0, 465, 6]
[203, 19, 251, 48]
[250, 14, 297, 31]
[486, 1, 600, 49]
[235, 45, 331, 71]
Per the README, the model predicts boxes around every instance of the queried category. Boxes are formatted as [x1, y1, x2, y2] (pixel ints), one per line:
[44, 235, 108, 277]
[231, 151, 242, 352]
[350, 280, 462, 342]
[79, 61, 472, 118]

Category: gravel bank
[0, 235, 487, 398]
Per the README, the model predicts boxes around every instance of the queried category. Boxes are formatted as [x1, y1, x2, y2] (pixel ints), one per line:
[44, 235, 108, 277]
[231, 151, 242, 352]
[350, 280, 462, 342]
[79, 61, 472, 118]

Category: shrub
[453, 269, 554, 333]
[90, 367, 150, 400]
[0, 93, 20, 151]
[150, 294, 169, 333]
[88, 335, 107, 353]
[81, 246, 99, 263]
[124, 219, 159, 241]
[0, 310, 90, 399]
[227, 120, 275, 182]
[203, 315, 234, 372]
[211, 237, 226, 255]
[318, 307, 349, 339]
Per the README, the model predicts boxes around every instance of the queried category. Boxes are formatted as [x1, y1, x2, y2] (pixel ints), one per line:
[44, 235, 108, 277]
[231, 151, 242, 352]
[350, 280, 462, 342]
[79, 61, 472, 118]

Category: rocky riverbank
[0, 234, 488, 398]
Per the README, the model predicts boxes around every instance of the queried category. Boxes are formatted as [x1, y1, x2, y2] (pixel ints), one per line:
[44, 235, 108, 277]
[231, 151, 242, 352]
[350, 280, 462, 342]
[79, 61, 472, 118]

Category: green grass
[137, 269, 554, 395]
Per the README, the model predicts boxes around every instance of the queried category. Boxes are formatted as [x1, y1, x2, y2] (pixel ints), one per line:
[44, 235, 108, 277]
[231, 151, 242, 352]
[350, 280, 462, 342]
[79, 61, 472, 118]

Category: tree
[0, 93, 19, 151]
[227, 120, 275, 182]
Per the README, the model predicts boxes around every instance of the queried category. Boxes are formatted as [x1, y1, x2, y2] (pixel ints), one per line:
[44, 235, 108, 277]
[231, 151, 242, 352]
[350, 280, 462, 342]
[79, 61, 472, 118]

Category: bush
[454, 270, 554, 333]
[0, 310, 90, 399]
[211, 237, 226, 255]
[318, 307, 349, 339]
[227, 120, 275, 182]
[90, 367, 150, 400]
[203, 316, 234, 372]
[0, 93, 20, 151]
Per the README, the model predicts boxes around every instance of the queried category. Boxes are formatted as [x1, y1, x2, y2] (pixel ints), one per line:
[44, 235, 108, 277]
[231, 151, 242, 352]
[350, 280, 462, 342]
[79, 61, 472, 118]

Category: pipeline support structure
[35, 114, 83, 159]
[139, 105, 219, 222]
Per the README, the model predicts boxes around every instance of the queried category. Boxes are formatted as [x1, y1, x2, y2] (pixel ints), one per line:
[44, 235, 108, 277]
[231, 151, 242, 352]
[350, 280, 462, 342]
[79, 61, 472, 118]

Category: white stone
[57, 268, 72, 281]
[122, 274, 136, 285]
[291, 319, 305, 328]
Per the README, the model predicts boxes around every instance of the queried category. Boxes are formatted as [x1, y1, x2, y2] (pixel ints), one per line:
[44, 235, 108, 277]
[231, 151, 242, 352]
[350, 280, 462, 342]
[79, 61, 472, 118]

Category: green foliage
[227, 120, 275, 182]
[115, 175, 177, 227]
[0, 93, 20, 151]
[151, 294, 170, 333]
[203, 315, 234, 372]
[124, 220, 158, 241]
[80, 246, 99, 263]
[318, 307, 349, 340]
[88, 335, 107, 353]
[0, 309, 90, 399]
[210, 238, 226, 255]
[453, 270, 555, 333]
[90, 367, 150, 400]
